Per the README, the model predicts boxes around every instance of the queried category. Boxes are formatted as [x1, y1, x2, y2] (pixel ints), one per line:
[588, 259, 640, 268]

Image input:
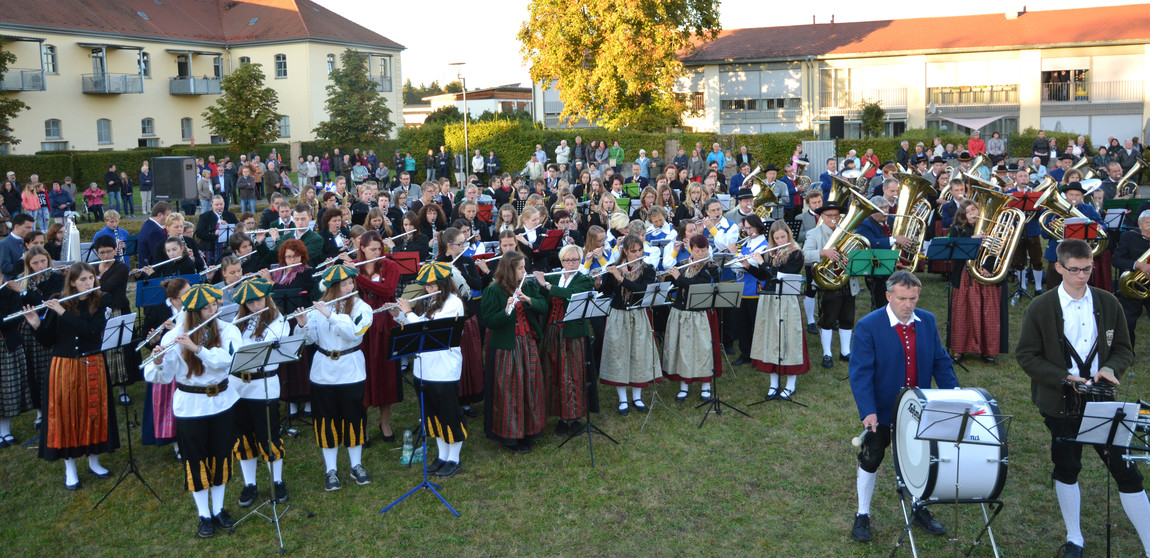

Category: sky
[318, 0, 1146, 93]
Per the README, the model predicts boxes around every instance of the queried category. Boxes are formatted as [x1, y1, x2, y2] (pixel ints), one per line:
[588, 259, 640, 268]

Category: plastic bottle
[400, 428, 413, 465]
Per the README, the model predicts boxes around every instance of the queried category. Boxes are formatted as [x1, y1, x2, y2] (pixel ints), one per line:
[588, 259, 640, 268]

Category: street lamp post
[449, 62, 469, 175]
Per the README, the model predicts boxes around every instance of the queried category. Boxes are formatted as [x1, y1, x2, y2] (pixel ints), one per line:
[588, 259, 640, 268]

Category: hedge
[839, 128, 1093, 167]
[0, 154, 74, 183]
[168, 143, 290, 165]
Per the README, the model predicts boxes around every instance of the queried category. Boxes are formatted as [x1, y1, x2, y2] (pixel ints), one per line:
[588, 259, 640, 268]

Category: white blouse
[143, 318, 242, 418]
[395, 294, 464, 382]
[304, 298, 373, 385]
[233, 314, 289, 400]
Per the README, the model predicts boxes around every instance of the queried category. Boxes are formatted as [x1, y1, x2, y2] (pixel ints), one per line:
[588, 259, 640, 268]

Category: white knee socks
[0, 418, 10, 437]
[87, 454, 107, 476]
[631, 387, 642, 401]
[701, 382, 711, 393]
[857, 467, 876, 515]
[209, 484, 225, 515]
[838, 329, 852, 357]
[616, 386, 628, 404]
[240, 458, 257, 485]
[1018, 270, 1028, 290]
[820, 328, 834, 357]
[271, 459, 283, 483]
[680, 381, 689, 393]
[436, 438, 449, 462]
[192, 489, 211, 518]
[804, 296, 816, 324]
[64, 458, 79, 486]
[769, 373, 780, 390]
[785, 375, 797, 392]
[1055, 481, 1083, 546]
[1120, 491, 1150, 555]
[446, 441, 463, 463]
[347, 445, 363, 468]
[322, 447, 338, 471]
[1034, 270, 1044, 290]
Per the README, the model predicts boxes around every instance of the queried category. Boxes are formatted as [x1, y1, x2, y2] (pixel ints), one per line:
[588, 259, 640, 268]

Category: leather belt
[231, 369, 276, 383]
[176, 379, 229, 397]
[317, 344, 361, 361]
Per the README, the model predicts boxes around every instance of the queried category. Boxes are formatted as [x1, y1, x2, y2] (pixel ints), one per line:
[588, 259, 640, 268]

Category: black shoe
[778, 389, 793, 401]
[118, 393, 132, 407]
[273, 481, 288, 504]
[427, 458, 447, 473]
[568, 421, 585, 435]
[381, 433, 396, 443]
[632, 399, 648, 413]
[617, 403, 629, 416]
[462, 406, 479, 418]
[88, 466, 112, 480]
[213, 509, 235, 530]
[324, 469, 341, 491]
[238, 484, 257, 508]
[555, 421, 570, 437]
[33, 417, 42, 429]
[732, 356, 750, 366]
[197, 516, 215, 539]
[839, 353, 851, 363]
[981, 355, 996, 364]
[65, 479, 82, 491]
[952, 354, 964, 363]
[766, 387, 779, 401]
[912, 506, 946, 536]
[723, 345, 735, 355]
[807, 323, 818, 335]
[1056, 541, 1083, 558]
[700, 390, 712, 402]
[435, 461, 461, 478]
[822, 356, 834, 368]
[675, 390, 688, 402]
[349, 464, 371, 485]
[515, 441, 533, 454]
[851, 513, 872, 543]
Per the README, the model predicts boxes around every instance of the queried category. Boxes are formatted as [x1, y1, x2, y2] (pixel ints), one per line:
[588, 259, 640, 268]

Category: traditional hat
[736, 191, 754, 200]
[764, 164, 778, 172]
[815, 203, 845, 215]
[1062, 181, 1086, 194]
[931, 156, 946, 165]
[957, 151, 972, 162]
[182, 284, 224, 312]
[232, 277, 272, 305]
[322, 264, 358, 288]
[416, 261, 453, 285]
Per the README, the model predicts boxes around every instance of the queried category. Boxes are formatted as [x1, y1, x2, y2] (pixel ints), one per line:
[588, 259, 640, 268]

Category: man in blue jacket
[848, 270, 958, 543]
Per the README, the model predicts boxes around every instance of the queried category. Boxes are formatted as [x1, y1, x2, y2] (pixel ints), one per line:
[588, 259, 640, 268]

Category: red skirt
[542, 323, 586, 420]
[457, 315, 484, 405]
[363, 311, 402, 407]
[491, 336, 546, 441]
[1091, 250, 1113, 292]
[950, 272, 1002, 356]
[42, 356, 119, 460]
[753, 329, 811, 376]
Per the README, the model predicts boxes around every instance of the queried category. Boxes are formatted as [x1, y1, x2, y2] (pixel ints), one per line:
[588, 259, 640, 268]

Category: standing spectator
[237, 165, 258, 214]
[609, 141, 625, 174]
[634, 149, 651, 179]
[207, 154, 220, 181]
[367, 149, 379, 174]
[82, 182, 105, 222]
[61, 176, 78, 211]
[103, 165, 122, 213]
[673, 147, 689, 171]
[967, 131, 986, 157]
[252, 155, 266, 200]
[1032, 130, 1051, 167]
[571, 136, 588, 174]
[393, 150, 404, 180]
[307, 155, 320, 188]
[48, 181, 71, 226]
[534, 144, 548, 165]
[593, 141, 608, 175]
[404, 152, 417, 179]
[425, 149, 437, 181]
[485, 151, 501, 178]
[331, 148, 345, 183]
[555, 140, 571, 168]
[0, 214, 32, 279]
[706, 143, 727, 172]
[1, 180, 21, 219]
[734, 145, 752, 168]
[523, 155, 544, 181]
[471, 149, 484, 180]
[687, 149, 706, 182]
[896, 140, 911, 168]
[320, 153, 332, 184]
[197, 170, 213, 213]
[266, 160, 283, 201]
[138, 163, 154, 215]
[23, 180, 48, 231]
[649, 150, 665, 176]
[119, 171, 135, 216]
[437, 146, 451, 181]
[861, 149, 880, 177]
[224, 160, 239, 205]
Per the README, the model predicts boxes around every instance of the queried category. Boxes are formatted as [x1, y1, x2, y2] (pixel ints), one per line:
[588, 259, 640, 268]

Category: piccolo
[3, 286, 102, 322]
[200, 251, 255, 276]
[590, 256, 645, 278]
[373, 292, 437, 314]
[505, 273, 530, 315]
[135, 318, 175, 351]
[140, 309, 223, 369]
[230, 306, 270, 327]
[247, 226, 309, 236]
[129, 256, 179, 276]
[658, 256, 713, 276]
[283, 291, 358, 321]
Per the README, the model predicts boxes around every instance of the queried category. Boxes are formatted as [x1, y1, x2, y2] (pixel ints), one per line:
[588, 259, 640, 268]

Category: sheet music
[916, 400, 978, 442]
[640, 282, 674, 307]
[101, 313, 137, 351]
[1077, 401, 1139, 446]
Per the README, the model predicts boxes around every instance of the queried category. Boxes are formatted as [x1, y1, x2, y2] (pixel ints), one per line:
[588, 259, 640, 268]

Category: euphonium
[1069, 156, 1098, 181]
[1117, 157, 1148, 198]
[855, 160, 875, 191]
[964, 185, 1026, 285]
[887, 173, 937, 270]
[1035, 186, 1108, 256]
[812, 189, 881, 290]
[1118, 246, 1150, 300]
[826, 173, 857, 206]
[746, 165, 779, 220]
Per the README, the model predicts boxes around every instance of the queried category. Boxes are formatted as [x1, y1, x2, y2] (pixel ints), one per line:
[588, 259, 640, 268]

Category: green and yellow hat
[416, 261, 453, 285]
[232, 277, 272, 305]
[182, 284, 224, 312]
[322, 264, 359, 288]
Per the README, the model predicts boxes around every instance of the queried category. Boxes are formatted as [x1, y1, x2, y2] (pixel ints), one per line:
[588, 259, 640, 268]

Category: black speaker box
[151, 156, 198, 202]
[829, 116, 845, 140]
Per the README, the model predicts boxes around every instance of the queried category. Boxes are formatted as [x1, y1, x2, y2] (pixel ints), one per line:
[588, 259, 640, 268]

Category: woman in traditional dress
[17, 246, 62, 431]
[480, 251, 547, 453]
[91, 235, 137, 405]
[535, 245, 594, 435]
[0, 268, 32, 448]
[391, 261, 467, 477]
[140, 277, 189, 458]
[24, 262, 120, 488]
[598, 234, 660, 414]
[746, 220, 810, 399]
[353, 231, 401, 442]
[260, 239, 317, 418]
[948, 199, 1007, 363]
[144, 284, 241, 538]
[296, 265, 373, 491]
[662, 234, 722, 402]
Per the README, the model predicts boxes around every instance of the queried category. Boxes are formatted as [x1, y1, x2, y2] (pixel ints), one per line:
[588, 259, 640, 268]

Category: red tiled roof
[0, 0, 403, 49]
[681, 5, 1150, 63]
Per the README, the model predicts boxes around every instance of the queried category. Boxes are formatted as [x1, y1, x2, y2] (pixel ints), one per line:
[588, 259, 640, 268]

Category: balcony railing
[81, 73, 143, 94]
[0, 68, 45, 91]
[169, 76, 221, 95]
[928, 85, 1018, 106]
[1042, 80, 1144, 103]
[370, 75, 392, 93]
[819, 88, 907, 112]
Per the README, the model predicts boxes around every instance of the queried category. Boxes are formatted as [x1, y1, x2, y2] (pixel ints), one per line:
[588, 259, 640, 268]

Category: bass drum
[892, 387, 1008, 501]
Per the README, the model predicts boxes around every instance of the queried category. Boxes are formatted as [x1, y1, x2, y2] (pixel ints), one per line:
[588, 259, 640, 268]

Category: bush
[72, 149, 166, 187]
[1006, 128, 1090, 160]
[0, 154, 74, 184]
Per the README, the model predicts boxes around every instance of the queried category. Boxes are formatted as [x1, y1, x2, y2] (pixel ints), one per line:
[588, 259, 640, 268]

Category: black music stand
[380, 316, 465, 518]
[271, 288, 315, 436]
[135, 273, 202, 307]
[555, 292, 618, 466]
[231, 334, 309, 553]
[685, 282, 748, 428]
[749, 273, 807, 409]
[1064, 218, 1103, 244]
[926, 238, 981, 376]
[93, 312, 161, 510]
[710, 252, 740, 377]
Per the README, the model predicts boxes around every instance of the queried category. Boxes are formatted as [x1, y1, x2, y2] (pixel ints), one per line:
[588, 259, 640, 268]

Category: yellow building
[0, 0, 404, 154]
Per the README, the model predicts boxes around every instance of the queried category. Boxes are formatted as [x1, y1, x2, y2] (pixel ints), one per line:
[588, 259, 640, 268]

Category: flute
[230, 306, 270, 327]
[3, 286, 102, 322]
[311, 250, 361, 276]
[268, 262, 303, 278]
[373, 291, 437, 314]
[505, 273, 530, 315]
[129, 256, 179, 276]
[247, 226, 309, 236]
[283, 291, 358, 321]
[590, 256, 645, 278]
[657, 255, 713, 277]
[136, 318, 175, 351]
[200, 251, 255, 276]
[18, 263, 70, 282]
[729, 243, 788, 266]
[387, 229, 416, 242]
[139, 309, 223, 369]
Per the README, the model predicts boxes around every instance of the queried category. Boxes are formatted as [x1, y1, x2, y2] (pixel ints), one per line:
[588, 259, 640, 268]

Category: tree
[859, 100, 886, 139]
[201, 62, 283, 154]
[0, 40, 29, 146]
[402, 79, 463, 105]
[519, 0, 720, 132]
[423, 106, 464, 127]
[315, 49, 394, 144]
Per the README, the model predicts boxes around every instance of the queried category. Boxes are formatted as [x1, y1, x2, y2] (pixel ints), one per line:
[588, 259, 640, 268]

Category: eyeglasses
[1062, 265, 1093, 275]
[561, 258, 581, 264]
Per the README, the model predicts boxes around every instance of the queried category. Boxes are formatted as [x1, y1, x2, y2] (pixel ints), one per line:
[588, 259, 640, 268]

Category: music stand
[390, 251, 420, 275]
[270, 287, 314, 436]
[685, 282, 748, 428]
[555, 292, 618, 465]
[926, 238, 981, 375]
[93, 312, 162, 510]
[538, 229, 565, 252]
[1007, 191, 1042, 213]
[616, 197, 632, 214]
[380, 317, 466, 518]
[749, 274, 807, 409]
[1064, 218, 1103, 243]
[135, 273, 202, 307]
[623, 282, 679, 431]
[231, 334, 308, 554]
[846, 249, 899, 278]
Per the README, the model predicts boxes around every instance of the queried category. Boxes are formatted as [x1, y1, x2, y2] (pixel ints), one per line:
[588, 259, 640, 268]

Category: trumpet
[283, 291, 358, 321]
[591, 256, 645, 278]
[3, 286, 102, 322]
[139, 308, 223, 370]
[373, 291, 437, 314]
[229, 306, 270, 327]
[129, 256, 179, 276]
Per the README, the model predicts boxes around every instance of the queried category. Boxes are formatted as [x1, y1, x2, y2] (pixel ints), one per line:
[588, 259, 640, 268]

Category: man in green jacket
[1016, 238, 1149, 558]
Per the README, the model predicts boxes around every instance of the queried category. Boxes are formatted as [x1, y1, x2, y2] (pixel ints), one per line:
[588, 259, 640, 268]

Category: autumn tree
[201, 61, 283, 154]
[0, 40, 29, 145]
[519, 0, 720, 132]
[314, 49, 395, 145]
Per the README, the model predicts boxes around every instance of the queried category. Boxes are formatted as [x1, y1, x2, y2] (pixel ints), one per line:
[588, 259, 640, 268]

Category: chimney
[831, 15, 835, 27]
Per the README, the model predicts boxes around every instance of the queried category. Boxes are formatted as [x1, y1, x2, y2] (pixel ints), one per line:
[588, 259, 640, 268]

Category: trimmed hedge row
[838, 128, 1092, 167]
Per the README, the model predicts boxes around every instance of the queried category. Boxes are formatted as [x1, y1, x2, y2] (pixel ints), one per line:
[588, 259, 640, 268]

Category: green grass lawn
[1, 274, 1148, 556]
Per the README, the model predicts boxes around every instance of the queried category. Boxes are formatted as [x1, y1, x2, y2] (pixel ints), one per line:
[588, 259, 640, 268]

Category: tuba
[1117, 156, 1147, 198]
[812, 189, 881, 290]
[1035, 186, 1108, 256]
[1118, 246, 1150, 300]
[826, 173, 858, 206]
[1069, 156, 1098, 181]
[887, 173, 937, 270]
[963, 184, 1026, 284]
[745, 166, 780, 220]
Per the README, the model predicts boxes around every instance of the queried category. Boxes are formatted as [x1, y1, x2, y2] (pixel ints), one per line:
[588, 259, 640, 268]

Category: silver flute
[3, 286, 102, 322]
[590, 256, 645, 278]
[129, 256, 179, 276]
[139, 309, 223, 370]
[229, 306, 270, 327]
[283, 291, 358, 321]
[373, 291, 437, 314]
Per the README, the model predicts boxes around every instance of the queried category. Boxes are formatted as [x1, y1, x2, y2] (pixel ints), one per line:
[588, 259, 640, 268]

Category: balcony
[0, 68, 45, 91]
[927, 85, 1018, 106]
[1041, 80, 1143, 104]
[370, 75, 392, 93]
[819, 88, 907, 116]
[169, 76, 221, 95]
[81, 73, 143, 94]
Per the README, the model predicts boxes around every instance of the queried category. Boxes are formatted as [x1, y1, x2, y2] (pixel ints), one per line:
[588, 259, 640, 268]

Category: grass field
[1, 274, 1148, 557]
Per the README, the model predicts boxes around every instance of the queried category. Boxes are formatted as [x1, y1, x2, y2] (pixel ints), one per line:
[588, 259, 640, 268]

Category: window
[96, 118, 112, 145]
[278, 115, 290, 138]
[44, 119, 61, 140]
[138, 138, 159, 148]
[42, 44, 57, 74]
[274, 54, 287, 78]
[820, 67, 854, 108]
[180, 117, 193, 141]
[378, 56, 390, 78]
[213, 56, 222, 78]
[691, 92, 705, 114]
[326, 54, 335, 75]
[141, 117, 154, 136]
[720, 99, 758, 110]
[1042, 69, 1089, 102]
[138, 51, 151, 78]
[239, 56, 251, 66]
[41, 141, 68, 152]
[210, 135, 225, 144]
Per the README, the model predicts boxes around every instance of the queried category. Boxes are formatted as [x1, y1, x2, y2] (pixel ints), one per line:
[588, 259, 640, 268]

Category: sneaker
[350, 464, 371, 485]
[807, 323, 818, 335]
[212, 509, 235, 530]
[238, 484, 257, 508]
[273, 481, 288, 504]
[851, 513, 872, 543]
[427, 458, 447, 473]
[324, 469, 341, 491]
[197, 516, 215, 539]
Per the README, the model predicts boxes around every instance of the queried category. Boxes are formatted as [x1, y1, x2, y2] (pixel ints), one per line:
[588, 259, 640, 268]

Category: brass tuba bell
[1035, 185, 1108, 256]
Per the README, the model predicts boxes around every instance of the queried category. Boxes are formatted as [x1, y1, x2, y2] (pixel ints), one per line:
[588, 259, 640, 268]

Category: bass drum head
[892, 387, 936, 500]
